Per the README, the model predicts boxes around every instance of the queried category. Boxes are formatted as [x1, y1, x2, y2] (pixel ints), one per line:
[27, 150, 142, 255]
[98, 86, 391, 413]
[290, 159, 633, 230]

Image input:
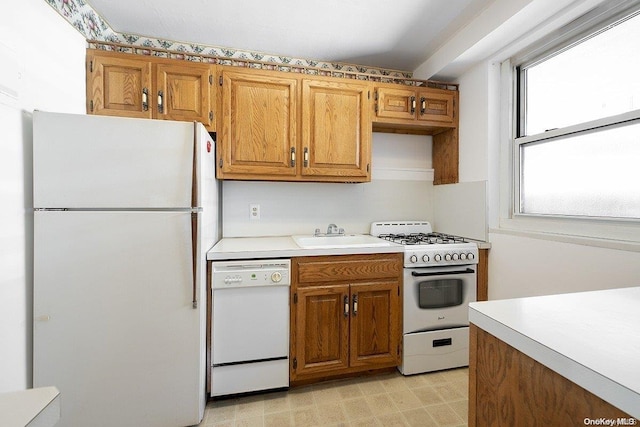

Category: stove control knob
[460, 253, 467, 260]
[434, 254, 442, 262]
[452, 253, 459, 261]
[467, 253, 475, 260]
[445, 254, 452, 261]
[422, 254, 430, 262]
[410, 255, 418, 263]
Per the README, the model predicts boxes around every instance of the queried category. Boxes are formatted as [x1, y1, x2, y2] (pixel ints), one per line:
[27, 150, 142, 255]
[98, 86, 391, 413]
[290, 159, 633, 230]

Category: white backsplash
[433, 181, 487, 241]
[222, 133, 434, 237]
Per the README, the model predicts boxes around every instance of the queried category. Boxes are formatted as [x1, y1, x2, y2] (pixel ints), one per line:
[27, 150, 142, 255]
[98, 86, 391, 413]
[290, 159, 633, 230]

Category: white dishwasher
[210, 259, 290, 397]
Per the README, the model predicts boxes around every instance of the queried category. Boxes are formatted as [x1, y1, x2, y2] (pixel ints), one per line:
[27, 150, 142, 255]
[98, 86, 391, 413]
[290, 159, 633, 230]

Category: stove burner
[379, 232, 468, 245]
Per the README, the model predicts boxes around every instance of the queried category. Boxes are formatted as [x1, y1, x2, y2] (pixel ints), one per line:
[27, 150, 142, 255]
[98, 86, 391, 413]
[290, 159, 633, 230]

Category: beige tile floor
[200, 367, 468, 427]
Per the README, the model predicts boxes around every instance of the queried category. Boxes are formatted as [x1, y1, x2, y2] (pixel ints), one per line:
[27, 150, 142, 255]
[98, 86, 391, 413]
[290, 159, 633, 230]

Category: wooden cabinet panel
[295, 253, 402, 285]
[301, 79, 371, 180]
[291, 254, 402, 383]
[156, 63, 212, 126]
[376, 87, 416, 120]
[294, 285, 350, 377]
[477, 249, 489, 302]
[349, 282, 400, 368]
[219, 70, 297, 177]
[87, 53, 153, 118]
[417, 89, 454, 124]
[469, 325, 630, 426]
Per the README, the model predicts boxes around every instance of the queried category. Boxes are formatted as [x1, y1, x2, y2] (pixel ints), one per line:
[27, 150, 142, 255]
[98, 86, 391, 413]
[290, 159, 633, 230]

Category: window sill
[493, 216, 640, 253]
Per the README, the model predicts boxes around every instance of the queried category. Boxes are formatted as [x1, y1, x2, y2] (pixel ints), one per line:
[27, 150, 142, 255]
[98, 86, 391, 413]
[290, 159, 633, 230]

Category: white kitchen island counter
[207, 236, 403, 260]
[469, 286, 640, 419]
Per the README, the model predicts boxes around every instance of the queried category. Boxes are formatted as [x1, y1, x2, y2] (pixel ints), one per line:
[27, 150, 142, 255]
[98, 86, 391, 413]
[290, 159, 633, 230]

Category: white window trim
[497, 5, 640, 251]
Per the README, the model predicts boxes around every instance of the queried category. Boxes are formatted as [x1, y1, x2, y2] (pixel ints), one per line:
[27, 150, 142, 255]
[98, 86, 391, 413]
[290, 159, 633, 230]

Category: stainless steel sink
[292, 234, 392, 249]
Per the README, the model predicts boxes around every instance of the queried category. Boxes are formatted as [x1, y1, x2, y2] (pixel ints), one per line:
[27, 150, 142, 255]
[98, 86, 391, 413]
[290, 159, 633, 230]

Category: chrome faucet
[327, 223, 340, 235]
[314, 224, 345, 236]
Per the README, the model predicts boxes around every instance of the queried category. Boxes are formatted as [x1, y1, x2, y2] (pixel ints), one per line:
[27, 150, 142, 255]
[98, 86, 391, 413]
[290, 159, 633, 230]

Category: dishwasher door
[211, 259, 290, 396]
[212, 285, 289, 364]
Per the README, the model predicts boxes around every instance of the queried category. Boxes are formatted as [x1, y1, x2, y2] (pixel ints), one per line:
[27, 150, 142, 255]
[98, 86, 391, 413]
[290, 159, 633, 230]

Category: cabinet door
[417, 89, 455, 124]
[219, 70, 297, 177]
[375, 86, 417, 120]
[87, 53, 153, 118]
[301, 79, 371, 180]
[155, 63, 212, 126]
[349, 282, 401, 368]
[292, 285, 350, 378]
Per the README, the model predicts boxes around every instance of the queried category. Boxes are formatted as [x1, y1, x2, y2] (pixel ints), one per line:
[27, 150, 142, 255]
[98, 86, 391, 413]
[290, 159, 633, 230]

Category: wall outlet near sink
[249, 204, 261, 220]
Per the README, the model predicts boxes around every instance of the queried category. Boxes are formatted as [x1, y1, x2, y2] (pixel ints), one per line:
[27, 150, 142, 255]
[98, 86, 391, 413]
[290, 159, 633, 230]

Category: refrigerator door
[33, 210, 204, 427]
[33, 111, 195, 209]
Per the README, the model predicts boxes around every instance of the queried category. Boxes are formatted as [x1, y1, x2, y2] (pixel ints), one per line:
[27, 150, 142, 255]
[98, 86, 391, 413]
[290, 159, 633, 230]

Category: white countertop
[469, 287, 640, 418]
[207, 235, 404, 260]
[0, 386, 60, 427]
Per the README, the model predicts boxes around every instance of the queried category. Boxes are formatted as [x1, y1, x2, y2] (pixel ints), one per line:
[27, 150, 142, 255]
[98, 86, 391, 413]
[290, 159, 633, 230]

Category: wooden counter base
[469, 324, 631, 426]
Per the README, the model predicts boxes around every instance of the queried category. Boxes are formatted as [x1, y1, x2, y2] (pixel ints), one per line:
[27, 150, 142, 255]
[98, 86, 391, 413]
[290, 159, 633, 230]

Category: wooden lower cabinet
[290, 254, 402, 383]
[469, 325, 631, 426]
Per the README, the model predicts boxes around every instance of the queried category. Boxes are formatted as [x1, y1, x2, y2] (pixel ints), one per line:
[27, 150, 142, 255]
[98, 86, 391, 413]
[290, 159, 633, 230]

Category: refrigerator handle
[191, 211, 198, 309]
[191, 122, 199, 209]
[190, 122, 199, 309]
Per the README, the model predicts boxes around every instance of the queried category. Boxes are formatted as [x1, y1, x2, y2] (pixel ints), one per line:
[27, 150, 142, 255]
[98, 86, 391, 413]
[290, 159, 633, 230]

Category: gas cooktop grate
[378, 232, 469, 245]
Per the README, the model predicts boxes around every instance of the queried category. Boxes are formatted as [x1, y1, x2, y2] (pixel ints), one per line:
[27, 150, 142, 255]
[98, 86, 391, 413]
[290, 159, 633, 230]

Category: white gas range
[371, 221, 478, 375]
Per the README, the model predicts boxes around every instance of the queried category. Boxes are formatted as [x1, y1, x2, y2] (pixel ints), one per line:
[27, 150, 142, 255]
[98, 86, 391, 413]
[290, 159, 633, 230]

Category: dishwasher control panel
[211, 259, 291, 288]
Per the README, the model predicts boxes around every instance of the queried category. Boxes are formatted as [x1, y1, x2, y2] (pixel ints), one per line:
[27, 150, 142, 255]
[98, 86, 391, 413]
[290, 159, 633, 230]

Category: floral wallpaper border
[46, 0, 413, 78]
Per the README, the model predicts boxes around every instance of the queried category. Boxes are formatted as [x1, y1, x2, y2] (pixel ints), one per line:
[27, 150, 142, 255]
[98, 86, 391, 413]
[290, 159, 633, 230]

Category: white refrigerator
[32, 111, 219, 427]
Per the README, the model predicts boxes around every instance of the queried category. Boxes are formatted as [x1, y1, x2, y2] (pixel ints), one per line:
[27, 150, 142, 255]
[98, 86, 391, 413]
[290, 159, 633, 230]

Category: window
[514, 6, 640, 221]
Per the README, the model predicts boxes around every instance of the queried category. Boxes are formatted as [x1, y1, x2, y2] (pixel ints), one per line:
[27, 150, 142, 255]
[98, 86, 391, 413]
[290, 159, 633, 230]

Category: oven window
[418, 279, 463, 309]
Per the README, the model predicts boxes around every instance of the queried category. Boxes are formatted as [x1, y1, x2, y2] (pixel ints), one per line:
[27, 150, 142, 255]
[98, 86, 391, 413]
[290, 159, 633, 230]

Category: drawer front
[294, 253, 402, 286]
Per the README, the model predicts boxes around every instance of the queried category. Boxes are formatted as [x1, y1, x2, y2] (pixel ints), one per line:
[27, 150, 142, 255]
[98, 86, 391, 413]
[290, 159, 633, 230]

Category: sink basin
[292, 234, 391, 249]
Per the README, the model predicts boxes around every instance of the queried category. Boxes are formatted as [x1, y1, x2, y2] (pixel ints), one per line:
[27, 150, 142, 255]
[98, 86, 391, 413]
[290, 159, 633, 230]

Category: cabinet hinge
[293, 293, 298, 304]
[367, 164, 370, 173]
[219, 76, 223, 86]
[209, 111, 213, 121]
[374, 91, 378, 101]
[89, 60, 93, 73]
[293, 358, 297, 370]
[218, 158, 223, 168]
[397, 286, 400, 296]
[367, 90, 370, 100]
[209, 74, 213, 85]
[89, 100, 94, 113]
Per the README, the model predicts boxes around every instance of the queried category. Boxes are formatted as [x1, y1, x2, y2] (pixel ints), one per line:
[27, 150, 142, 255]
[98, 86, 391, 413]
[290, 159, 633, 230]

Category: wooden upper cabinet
[417, 89, 455, 123]
[374, 85, 457, 127]
[87, 52, 153, 119]
[375, 86, 416, 121]
[218, 69, 297, 178]
[301, 79, 371, 181]
[86, 49, 215, 131]
[155, 62, 213, 127]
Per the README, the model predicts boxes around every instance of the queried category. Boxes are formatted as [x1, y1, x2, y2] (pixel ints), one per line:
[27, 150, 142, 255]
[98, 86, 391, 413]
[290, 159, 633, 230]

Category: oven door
[403, 265, 476, 334]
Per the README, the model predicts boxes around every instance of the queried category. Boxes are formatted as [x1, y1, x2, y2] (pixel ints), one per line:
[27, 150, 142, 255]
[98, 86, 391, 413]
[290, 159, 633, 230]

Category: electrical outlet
[249, 204, 261, 220]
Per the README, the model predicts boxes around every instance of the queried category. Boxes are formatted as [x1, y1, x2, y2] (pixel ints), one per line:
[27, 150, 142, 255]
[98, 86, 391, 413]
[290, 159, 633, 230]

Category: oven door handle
[411, 268, 475, 277]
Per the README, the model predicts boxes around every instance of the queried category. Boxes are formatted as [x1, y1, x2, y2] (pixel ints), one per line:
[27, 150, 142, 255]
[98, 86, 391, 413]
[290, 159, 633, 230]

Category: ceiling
[86, 0, 495, 72]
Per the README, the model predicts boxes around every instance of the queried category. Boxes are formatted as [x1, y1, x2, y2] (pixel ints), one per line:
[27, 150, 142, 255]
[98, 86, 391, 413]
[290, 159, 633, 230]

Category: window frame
[501, 0, 640, 247]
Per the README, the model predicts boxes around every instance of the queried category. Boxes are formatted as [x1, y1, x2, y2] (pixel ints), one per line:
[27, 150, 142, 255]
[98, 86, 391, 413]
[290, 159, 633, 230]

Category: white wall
[222, 132, 434, 237]
[488, 232, 640, 299]
[0, 0, 85, 392]
[457, 58, 640, 300]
